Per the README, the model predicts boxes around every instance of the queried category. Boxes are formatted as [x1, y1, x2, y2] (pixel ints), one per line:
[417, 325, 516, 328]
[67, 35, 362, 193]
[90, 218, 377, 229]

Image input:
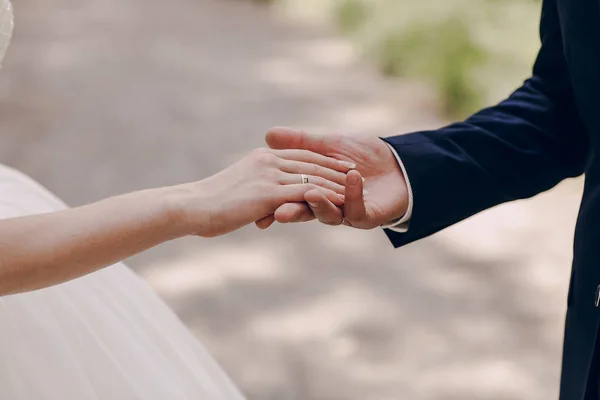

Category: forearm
[0, 186, 188, 295]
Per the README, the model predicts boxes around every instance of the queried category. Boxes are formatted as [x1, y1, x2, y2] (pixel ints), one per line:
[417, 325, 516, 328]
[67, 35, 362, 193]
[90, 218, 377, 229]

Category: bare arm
[0, 148, 351, 295]
[0, 187, 186, 295]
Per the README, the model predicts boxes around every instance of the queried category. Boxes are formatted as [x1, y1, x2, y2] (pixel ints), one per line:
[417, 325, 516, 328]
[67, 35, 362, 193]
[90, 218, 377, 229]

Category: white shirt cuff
[381, 143, 413, 233]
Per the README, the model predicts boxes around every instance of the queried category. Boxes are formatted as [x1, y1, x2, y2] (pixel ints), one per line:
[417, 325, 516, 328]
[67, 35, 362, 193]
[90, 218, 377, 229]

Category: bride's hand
[175, 148, 354, 237]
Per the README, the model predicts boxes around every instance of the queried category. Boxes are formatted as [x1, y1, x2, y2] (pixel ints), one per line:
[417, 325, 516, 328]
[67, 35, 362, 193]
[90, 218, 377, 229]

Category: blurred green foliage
[372, 15, 486, 116]
[274, 0, 542, 119]
[336, 0, 371, 33]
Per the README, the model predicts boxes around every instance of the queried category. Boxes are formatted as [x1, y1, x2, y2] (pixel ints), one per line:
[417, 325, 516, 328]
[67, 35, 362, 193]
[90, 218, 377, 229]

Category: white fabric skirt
[0, 165, 245, 399]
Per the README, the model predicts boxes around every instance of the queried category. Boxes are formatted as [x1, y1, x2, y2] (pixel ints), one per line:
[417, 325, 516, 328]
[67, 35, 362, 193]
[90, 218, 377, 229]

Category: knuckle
[256, 153, 279, 167]
[252, 147, 270, 157]
[273, 169, 286, 183]
[252, 147, 269, 156]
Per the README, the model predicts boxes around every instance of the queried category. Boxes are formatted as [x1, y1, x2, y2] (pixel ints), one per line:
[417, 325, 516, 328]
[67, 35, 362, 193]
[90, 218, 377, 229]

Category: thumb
[265, 126, 329, 153]
[344, 170, 367, 224]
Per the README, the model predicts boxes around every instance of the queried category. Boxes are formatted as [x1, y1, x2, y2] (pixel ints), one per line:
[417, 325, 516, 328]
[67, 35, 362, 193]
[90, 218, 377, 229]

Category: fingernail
[362, 177, 366, 183]
[308, 202, 319, 208]
[348, 173, 359, 186]
[340, 161, 356, 169]
[363, 189, 369, 196]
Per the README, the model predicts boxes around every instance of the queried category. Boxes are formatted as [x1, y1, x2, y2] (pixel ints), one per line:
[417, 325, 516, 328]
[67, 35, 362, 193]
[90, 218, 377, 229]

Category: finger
[273, 203, 316, 223]
[344, 170, 367, 223]
[280, 173, 345, 195]
[266, 127, 337, 154]
[279, 158, 348, 185]
[304, 189, 344, 226]
[255, 215, 276, 230]
[281, 184, 345, 207]
[273, 149, 355, 173]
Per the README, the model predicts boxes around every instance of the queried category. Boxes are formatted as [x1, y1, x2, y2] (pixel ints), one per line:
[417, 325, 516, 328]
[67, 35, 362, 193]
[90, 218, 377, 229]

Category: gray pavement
[0, 0, 584, 399]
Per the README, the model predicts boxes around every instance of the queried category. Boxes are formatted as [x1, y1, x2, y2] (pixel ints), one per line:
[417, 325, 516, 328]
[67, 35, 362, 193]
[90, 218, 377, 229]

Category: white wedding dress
[0, 3, 245, 399]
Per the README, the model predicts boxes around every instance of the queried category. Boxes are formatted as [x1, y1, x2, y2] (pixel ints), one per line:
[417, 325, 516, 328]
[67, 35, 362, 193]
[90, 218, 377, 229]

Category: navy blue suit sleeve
[384, 0, 589, 247]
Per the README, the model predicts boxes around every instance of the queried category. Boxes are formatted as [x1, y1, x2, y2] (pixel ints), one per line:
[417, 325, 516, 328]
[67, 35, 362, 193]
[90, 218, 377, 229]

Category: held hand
[256, 127, 409, 229]
[176, 147, 354, 237]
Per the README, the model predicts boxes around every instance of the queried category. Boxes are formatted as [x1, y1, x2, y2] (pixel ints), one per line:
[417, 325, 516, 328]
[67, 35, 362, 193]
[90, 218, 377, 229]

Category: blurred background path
[0, 0, 584, 399]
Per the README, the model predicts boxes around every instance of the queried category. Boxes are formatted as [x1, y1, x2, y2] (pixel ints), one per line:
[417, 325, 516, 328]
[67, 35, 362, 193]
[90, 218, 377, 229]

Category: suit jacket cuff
[380, 142, 413, 233]
[380, 133, 443, 248]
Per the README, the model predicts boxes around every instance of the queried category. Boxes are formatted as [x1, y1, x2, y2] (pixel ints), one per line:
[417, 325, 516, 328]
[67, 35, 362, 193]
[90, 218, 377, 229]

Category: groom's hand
[255, 127, 409, 229]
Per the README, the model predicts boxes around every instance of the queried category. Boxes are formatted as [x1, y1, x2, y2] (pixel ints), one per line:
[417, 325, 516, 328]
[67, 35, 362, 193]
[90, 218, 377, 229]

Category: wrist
[159, 184, 209, 238]
[387, 173, 408, 222]
[381, 139, 410, 223]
